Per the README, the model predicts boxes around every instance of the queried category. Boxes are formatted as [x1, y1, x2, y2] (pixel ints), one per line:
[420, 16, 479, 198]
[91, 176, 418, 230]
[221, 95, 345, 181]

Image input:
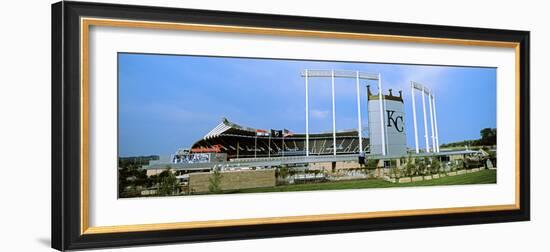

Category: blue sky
[118, 53, 496, 157]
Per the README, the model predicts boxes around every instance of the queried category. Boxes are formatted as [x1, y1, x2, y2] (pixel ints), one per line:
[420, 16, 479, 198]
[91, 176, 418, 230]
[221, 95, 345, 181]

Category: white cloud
[311, 109, 329, 119]
[393, 66, 449, 94]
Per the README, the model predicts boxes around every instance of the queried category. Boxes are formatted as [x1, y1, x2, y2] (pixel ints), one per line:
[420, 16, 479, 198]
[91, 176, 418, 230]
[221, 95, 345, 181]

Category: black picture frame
[52, 1, 530, 251]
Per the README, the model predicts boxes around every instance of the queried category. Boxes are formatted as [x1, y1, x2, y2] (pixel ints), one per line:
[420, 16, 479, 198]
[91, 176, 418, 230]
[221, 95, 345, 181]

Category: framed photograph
[52, 1, 530, 250]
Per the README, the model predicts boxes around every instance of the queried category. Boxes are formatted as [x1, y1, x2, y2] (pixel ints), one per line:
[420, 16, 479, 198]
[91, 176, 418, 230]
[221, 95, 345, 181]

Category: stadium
[140, 69, 491, 195]
[145, 69, 475, 169]
[188, 117, 370, 159]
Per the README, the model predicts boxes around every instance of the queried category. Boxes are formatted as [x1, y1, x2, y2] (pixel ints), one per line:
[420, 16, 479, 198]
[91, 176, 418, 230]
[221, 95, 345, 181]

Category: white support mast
[421, 87, 430, 153]
[355, 71, 363, 154]
[428, 93, 436, 152]
[301, 69, 380, 156]
[305, 69, 309, 156]
[433, 94, 440, 152]
[378, 73, 386, 156]
[411, 82, 439, 154]
[411, 82, 419, 153]
[331, 70, 337, 156]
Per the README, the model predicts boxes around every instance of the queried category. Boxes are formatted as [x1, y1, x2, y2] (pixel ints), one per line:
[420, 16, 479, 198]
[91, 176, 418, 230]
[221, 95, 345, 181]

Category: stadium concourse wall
[308, 160, 363, 171]
[188, 169, 276, 194]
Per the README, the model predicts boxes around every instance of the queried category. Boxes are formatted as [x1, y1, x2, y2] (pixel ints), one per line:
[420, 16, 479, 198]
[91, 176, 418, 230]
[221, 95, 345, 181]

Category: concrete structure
[367, 86, 407, 157]
[143, 149, 479, 175]
[187, 169, 276, 193]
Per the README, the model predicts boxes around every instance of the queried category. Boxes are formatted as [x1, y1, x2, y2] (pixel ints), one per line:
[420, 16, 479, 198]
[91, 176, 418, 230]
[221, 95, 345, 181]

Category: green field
[232, 169, 496, 194]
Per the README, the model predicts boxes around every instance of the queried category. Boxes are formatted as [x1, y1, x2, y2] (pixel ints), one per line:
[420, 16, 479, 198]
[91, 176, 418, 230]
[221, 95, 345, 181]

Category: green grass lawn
[232, 169, 496, 194]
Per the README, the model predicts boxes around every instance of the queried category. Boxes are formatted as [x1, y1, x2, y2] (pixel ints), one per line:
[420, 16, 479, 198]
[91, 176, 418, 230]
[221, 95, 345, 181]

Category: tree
[390, 166, 401, 179]
[480, 128, 497, 146]
[118, 156, 151, 198]
[157, 167, 179, 196]
[440, 128, 497, 148]
[208, 169, 223, 194]
[455, 160, 465, 171]
[404, 154, 416, 177]
[418, 158, 427, 175]
[431, 158, 441, 174]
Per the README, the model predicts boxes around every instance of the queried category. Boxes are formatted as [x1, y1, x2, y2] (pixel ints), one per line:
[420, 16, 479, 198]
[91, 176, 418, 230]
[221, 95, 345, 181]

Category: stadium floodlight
[411, 81, 440, 153]
[301, 69, 378, 156]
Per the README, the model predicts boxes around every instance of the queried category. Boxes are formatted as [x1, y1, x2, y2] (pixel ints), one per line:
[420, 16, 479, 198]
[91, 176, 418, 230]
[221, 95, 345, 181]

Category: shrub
[208, 169, 223, 194]
[431, 158, 441, 174]
[418, 158, 427, 175]
[390, 166, 401, 178]
[404, 154, 416, 177]
[276, 165, 289, 179]
[366, 159, 379, 169]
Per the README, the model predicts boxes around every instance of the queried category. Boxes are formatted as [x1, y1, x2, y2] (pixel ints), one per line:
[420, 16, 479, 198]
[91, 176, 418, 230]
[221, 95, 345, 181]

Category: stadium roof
[203, 118, 362, 140]
[203, 118, 258, 139]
